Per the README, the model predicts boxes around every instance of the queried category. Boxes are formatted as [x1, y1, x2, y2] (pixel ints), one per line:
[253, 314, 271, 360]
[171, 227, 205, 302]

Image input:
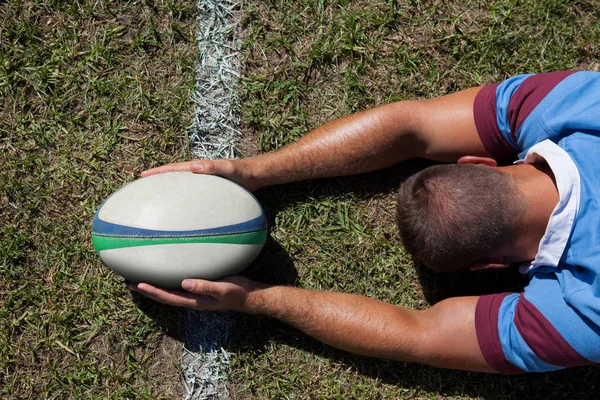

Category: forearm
[241, 87, 486, 189]
[244, 101, 427, 188]
[246, 284, 424, 359]
[131, 277, 492, 372]
[244, 284, 492, 372]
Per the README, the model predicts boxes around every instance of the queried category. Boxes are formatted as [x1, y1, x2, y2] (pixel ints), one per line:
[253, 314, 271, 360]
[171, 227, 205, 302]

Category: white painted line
[190, 0, 242, 161]
[182, 311, 233, 399]
[182, 0, 243, 398]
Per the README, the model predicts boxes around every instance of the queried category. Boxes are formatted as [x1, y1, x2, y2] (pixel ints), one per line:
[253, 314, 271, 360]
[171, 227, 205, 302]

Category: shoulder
[473, 71, 600, 158]
[475, 270, 600, 374]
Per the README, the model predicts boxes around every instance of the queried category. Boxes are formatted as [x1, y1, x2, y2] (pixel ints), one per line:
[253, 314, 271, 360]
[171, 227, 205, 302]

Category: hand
[141, 159, 261, 192]
[128, 276, 264, 312]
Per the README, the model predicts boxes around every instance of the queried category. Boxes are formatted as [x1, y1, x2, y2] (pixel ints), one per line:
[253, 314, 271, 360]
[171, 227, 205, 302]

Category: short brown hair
[396, 164, 527, 271]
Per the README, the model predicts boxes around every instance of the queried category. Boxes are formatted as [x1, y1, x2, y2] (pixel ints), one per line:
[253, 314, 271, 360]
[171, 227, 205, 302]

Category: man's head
[396, 162, 528, 272]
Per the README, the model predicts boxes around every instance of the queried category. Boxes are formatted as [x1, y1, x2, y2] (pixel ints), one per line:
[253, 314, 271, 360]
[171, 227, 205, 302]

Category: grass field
[2, 0, 600, 399]
[1, 1, 196, 397]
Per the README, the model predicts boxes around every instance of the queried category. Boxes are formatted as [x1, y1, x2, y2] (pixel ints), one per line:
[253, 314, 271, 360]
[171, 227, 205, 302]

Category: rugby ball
[91, 172, 267, 289]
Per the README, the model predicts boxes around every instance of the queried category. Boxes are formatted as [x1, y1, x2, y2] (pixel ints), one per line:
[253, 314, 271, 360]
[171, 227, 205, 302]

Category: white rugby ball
[91, 172, 267, 289]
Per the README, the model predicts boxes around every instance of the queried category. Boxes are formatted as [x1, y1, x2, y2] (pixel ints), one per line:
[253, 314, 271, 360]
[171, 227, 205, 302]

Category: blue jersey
[473, 71, 600, 373]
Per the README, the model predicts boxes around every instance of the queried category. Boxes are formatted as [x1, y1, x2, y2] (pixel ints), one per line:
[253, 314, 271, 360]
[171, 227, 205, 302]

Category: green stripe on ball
[92, 230, 267, 253]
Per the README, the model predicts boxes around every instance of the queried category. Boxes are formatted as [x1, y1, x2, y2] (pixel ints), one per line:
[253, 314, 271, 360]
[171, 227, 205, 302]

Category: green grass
[0, 0, 196, 397]
[233, 0, 600, 398]
[2, 0, 600, 398]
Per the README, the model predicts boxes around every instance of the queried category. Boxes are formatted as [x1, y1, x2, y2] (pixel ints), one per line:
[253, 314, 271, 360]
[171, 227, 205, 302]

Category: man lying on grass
[129, 71, 600, 374]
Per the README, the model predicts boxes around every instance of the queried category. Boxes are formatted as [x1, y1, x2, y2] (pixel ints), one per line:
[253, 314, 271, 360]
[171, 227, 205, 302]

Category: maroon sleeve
[475, 293, 525, 374]
[513, 295, 595, 368]
[504, 70, 577, 138]
[473, 71, 578, 159]
[473, 84, 518, 159]
[476, 291, 596, 374]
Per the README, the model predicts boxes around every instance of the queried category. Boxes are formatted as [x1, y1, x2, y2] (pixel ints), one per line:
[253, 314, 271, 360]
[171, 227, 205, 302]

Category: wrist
[235, 156, 269, 191]
[242, 281, 278, 315]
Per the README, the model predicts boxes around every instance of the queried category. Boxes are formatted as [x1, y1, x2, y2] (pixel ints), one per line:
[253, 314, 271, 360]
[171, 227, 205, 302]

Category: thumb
[181, 279, 221, 296]
[189, 160, 235, 177]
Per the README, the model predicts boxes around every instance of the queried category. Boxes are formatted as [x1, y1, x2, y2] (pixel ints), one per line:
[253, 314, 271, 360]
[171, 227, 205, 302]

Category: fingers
[141, 160, 232, 178]
[141, 161, 200, 177]
[130, 283, 197, 306]
[129, 277, 255, 311]
[189, 160, 237, 177]
[129, 283, 218, 309]
[181, 279, 226, 297]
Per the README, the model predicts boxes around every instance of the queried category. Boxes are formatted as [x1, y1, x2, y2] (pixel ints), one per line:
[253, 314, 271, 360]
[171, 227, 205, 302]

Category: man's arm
[142, 87, 491, 191]
[129, 278, 495, 373]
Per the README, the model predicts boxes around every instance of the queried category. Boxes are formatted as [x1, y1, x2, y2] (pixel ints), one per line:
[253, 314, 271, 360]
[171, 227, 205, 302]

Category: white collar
[515, 139, 581, 274]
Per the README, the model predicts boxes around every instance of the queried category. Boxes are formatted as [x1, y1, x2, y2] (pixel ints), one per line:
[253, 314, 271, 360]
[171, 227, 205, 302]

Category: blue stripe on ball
[92, 213, 267, 238]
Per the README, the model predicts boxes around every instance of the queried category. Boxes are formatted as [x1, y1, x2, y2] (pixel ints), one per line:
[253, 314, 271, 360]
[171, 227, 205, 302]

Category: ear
[469, 260, 510, 271]
[457, 156, 498, 167]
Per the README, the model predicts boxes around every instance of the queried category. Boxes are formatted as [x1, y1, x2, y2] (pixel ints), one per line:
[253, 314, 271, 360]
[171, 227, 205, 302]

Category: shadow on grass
[129, 235, 299, 348]
[228, 319, 600, 399]
[253, 154, 517, 215]
[416, 261, 529, 304]
[255, 157, 440, 213]
[130, 293, 188, 342]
